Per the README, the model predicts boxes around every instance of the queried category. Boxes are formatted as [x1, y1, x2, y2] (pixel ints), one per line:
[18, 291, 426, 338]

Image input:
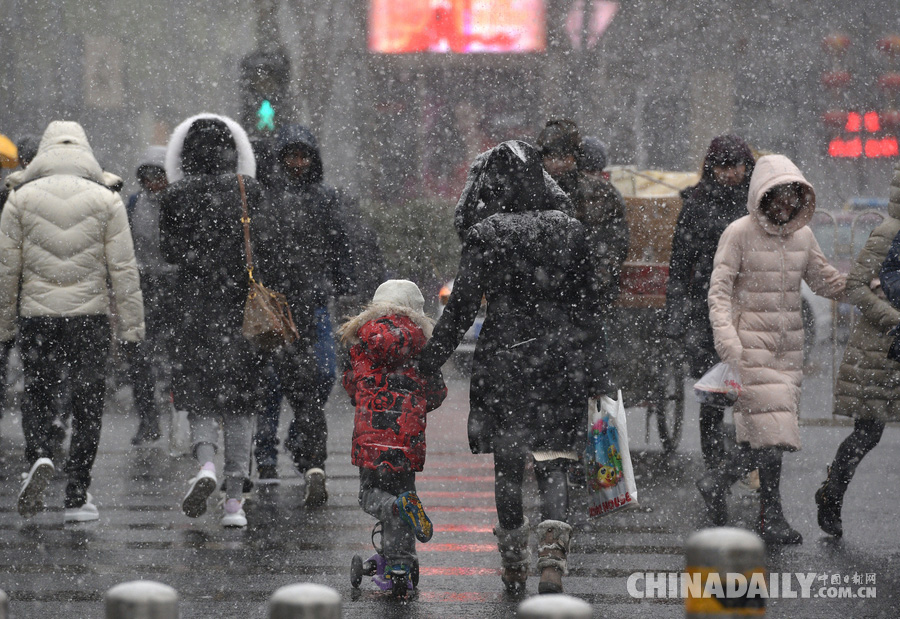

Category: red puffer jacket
[343, 314, 447, 472]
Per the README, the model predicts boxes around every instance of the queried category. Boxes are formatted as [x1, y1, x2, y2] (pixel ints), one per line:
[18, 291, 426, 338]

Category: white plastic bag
[168, 402, 192, 457]
[693, 362, 742, 406]
[584, 390, 639, 518]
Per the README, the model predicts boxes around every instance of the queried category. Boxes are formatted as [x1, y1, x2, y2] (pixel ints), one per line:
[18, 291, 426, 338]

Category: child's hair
[338, 279, 434, 344]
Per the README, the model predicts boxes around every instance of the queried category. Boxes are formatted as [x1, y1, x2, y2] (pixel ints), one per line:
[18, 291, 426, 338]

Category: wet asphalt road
[0, 345, 897, 618]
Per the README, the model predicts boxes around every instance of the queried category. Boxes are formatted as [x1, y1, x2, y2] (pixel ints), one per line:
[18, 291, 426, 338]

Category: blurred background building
[1, 0, 898, 210]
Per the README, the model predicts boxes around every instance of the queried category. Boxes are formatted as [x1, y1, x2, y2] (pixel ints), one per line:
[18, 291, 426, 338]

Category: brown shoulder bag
[237, 174, 300, 349]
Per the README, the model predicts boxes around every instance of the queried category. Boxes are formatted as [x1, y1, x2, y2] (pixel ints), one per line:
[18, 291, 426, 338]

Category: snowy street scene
[0, 1, 899, 617]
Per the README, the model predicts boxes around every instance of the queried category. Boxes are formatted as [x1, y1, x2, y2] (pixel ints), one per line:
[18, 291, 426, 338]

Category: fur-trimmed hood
[165, 113, 255, 183]
[454, 140, 572, 240]
[339, 303, 434, 345]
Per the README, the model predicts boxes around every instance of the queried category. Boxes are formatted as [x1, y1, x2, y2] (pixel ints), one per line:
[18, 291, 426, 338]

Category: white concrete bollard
[685, 527, 766, 618]
[105, 580, 178, 619]
[268, 583, 341, 619]
[517, 594, 592, 618]
[0, 588, 7, 619]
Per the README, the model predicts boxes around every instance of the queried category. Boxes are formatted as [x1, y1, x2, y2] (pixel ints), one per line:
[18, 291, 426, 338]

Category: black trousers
[493, 434, 569, 530]
[272, 339, 330, 472]
[828, 417, 886, 493]
[19, 316, 109, 507]
[126, 273, 176, 429]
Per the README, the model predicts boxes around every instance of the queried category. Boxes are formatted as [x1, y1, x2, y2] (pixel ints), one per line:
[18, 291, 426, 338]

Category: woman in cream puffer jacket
[700, 154, 845, 544]
[0, 120, 144, 521]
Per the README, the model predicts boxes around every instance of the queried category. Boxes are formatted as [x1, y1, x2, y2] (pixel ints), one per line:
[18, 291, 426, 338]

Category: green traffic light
[257, 99, 275, 131]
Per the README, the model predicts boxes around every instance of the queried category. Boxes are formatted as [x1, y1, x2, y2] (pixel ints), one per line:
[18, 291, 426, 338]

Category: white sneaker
[17, 458, 55, 518]
[182, 467, 217, 518]
[221, 498, 247, 528]
[304, 468, 328, 508]
[64, 493, 99, 523]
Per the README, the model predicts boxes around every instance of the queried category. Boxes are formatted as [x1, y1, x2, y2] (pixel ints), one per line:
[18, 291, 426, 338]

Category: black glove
[665, 315, 686, 339]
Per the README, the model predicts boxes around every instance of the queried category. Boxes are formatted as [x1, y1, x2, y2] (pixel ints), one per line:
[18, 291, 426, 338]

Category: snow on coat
[419, 141, 608, 454]
[833, 165, 900, 422]
[343, 311, 446, 472]
[666, 136, 755, 377]
[0, 120, 144, 342]
[159, 114, 267, 415]
[708, 154, 845, 450]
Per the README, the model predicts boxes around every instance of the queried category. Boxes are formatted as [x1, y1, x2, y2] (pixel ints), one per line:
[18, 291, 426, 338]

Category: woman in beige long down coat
[815, 162, 900, 538]
[700, 154, 845, 544]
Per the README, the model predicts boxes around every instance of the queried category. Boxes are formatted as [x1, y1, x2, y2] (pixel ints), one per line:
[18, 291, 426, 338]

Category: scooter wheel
[391, 573, 409, 598]
[350, 555, 363, 588]
[411, 558, 419, 588]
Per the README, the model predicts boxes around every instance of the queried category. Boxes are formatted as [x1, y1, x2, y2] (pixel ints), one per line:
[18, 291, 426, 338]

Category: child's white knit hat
[371, 279, 425, 314]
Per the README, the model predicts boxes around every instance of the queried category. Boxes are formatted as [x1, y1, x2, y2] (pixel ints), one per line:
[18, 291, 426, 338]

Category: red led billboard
[827, 111, 899, 159]
[368, 0, 546, 54]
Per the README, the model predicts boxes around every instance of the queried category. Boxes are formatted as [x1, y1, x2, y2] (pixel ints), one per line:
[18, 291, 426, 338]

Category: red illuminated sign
[368, 0, 546, 54]
[827, 111, 899, 159]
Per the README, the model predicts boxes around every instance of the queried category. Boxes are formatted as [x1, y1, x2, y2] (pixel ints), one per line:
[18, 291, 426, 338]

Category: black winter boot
[814, 418, 885, 538]
[696, 474, 729, 526]
[696, 441, 753, 526]
[815, 466, 844, 537]
[756, 448, 802, 545]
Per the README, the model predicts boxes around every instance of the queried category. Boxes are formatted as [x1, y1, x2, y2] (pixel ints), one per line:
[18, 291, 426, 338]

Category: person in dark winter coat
[538, 121, 629, 307]
[124, 145, 174, 446]
[417, 140, 608, 595]
[815, 162, 900, 538]
[0, 134, 39, 442]
[340, 279, 447, 575]
[666, 135, 755, 475]
[160, 113, 268, 528]
[253, 124, 357, 503]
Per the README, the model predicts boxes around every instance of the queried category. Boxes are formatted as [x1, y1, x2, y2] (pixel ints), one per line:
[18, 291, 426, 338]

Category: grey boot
[536, 519, 572, 594]
[493, 517, 530, 594]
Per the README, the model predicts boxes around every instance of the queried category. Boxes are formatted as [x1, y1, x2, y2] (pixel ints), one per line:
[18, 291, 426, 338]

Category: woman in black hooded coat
[159, 114, 268, 527]
[664, 135, 755, 481]
[418, 141, 607, 594]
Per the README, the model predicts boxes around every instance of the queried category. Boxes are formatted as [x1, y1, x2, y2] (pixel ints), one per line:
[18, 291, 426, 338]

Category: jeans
[358, 467, 416, 565]
[190, 410, 253, 500]
[19, 316, 109, 508]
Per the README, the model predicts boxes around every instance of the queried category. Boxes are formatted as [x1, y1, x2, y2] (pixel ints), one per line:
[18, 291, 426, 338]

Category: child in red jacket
[339, 279, 447, 575]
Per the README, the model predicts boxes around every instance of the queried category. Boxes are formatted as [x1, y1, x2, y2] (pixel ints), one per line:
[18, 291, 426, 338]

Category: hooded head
[578, 136, 609, 173]
[14, 135, 39, 168]
[338, 279, 433, 344]
[274, 124, 323, 185]
[136, 145, 168, 190]
[700, 134, 755, 187]
[747, 154, 816, 236]
[165, 113, 255, 183]
[537, 119, 582, 194]
[13, 121, 116, 188]
[454, 140, 572, 240]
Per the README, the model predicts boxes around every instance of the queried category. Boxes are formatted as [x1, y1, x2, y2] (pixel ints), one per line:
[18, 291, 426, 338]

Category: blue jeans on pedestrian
[255, 307, 336, 471]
